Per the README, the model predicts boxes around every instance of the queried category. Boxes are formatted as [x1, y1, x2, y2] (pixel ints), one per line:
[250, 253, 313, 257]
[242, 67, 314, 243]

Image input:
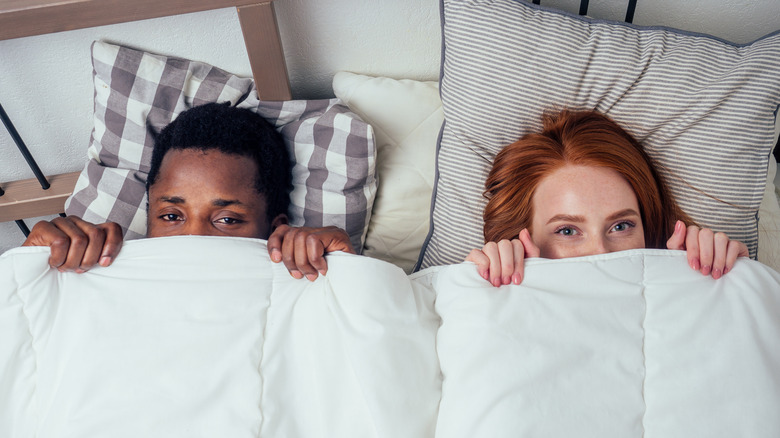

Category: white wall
[1, 0, 778, 253]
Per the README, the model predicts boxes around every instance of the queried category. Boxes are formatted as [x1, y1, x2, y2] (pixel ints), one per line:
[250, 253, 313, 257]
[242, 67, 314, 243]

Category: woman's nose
[588, 237, 610, 256]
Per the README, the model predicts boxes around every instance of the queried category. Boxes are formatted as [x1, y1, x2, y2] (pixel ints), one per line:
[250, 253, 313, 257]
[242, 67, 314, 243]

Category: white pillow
[333, 72, 443, 273]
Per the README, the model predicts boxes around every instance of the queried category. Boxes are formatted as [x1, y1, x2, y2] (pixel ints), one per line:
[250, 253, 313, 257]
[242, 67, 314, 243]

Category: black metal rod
[15, 219, 30, 237]
[0, 102, 50, 190]
[625, 0, 637, 23]
[579, 0, 589, 16]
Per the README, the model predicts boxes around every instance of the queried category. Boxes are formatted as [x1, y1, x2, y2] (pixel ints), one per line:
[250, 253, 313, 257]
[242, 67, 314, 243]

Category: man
[23, 102, 354, 280]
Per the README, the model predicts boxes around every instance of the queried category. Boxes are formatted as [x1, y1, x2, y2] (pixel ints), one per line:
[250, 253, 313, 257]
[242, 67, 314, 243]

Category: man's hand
[267, 225, 356, 281]
[22, 216, 123, 273]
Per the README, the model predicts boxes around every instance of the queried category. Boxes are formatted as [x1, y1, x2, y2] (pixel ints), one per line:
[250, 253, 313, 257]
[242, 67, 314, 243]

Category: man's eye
[160, 214, 181, 221]
[216, 217, 243, 225]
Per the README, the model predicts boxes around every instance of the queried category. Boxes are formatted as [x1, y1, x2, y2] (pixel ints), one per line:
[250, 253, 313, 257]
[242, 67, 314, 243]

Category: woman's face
[530, 164, 645, 259]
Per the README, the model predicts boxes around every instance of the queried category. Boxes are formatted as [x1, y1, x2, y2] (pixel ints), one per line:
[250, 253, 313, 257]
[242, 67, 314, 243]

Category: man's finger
[98, 222, 124, 267]
[267, 224, 290, 263]
[306, 233, 328, 277]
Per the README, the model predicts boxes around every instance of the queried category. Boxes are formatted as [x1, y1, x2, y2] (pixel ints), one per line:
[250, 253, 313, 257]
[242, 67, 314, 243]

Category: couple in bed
[23, 103, 747, 284]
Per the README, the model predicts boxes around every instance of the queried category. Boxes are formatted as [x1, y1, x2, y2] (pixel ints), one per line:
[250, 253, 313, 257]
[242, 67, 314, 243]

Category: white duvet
[1, 236, 779, 438]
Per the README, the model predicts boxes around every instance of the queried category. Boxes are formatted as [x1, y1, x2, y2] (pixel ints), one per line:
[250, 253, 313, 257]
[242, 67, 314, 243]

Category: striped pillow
[65, 41, 376, 250]
[417, 0, 780, 269]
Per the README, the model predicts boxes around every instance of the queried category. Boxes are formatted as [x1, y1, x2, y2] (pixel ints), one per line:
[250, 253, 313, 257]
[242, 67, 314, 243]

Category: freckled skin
[530, 165, 645, 259]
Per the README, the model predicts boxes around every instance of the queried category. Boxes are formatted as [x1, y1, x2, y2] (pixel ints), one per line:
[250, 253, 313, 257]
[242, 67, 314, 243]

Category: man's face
[147, 148, 273, 239]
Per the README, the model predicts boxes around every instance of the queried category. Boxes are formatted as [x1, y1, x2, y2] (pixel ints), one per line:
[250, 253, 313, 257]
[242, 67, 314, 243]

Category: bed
[1, 0, 779, 436]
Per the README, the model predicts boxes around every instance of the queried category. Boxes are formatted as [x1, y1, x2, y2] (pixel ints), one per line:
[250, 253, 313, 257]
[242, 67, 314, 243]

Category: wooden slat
[238, 2, 292, 101]
[0, 0, 267, 41]
[0, 172, 80, 222]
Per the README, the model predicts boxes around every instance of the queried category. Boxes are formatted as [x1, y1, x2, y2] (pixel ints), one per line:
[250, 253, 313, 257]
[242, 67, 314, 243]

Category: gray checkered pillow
[66, 41, 376, 250]
[417, 0, 780, 269]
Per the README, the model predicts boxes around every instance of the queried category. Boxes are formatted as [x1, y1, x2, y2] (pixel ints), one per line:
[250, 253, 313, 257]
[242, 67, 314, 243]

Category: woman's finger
[697, 227, 714, 276]
[511, 239, 526, 285]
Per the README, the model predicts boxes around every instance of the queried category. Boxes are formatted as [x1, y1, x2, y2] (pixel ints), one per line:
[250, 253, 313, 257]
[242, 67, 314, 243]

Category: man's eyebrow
[606, 208, 641, 221]
[158, 196, 185, 204]
[212, 199, 243, 207]
[546, 214, 585, 224]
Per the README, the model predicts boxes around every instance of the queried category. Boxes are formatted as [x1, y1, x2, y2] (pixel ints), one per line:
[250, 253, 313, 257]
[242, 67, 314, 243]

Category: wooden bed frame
[0, 0, 291, 224]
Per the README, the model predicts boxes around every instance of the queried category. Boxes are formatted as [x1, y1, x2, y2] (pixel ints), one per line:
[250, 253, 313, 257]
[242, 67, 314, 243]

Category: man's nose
[182, 220, 215, 236]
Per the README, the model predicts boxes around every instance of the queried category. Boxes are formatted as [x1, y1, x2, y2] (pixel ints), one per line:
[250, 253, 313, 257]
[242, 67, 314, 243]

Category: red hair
[483, 109, 692, 249]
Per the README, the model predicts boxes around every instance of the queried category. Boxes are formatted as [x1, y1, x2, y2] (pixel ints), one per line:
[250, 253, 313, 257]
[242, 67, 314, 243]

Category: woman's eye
[555, 227, 578, 236]
[611, 221, 635, 232]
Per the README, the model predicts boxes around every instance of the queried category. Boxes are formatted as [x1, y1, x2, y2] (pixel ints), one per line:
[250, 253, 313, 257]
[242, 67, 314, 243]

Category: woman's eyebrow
[606, 209, 641, 221]
[546, 214, 585, 224]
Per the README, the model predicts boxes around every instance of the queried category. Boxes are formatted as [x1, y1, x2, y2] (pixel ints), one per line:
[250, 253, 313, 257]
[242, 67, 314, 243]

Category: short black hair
[146, 102, 292, 223]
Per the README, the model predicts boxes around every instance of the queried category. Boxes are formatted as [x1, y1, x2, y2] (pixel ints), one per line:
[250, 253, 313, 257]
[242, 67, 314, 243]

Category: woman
[467, 109, 748, 286]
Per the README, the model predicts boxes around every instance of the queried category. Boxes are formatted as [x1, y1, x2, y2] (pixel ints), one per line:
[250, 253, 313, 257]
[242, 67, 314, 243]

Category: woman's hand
[666, 220, 748, 279]
[22, 216, 123, 273]
[465, 228, 540, 287]
[267, 225, 356, 281]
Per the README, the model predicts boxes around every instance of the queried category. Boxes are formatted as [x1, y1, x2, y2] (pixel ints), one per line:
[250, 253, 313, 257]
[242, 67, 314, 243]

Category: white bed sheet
[1, 237, 779, 437]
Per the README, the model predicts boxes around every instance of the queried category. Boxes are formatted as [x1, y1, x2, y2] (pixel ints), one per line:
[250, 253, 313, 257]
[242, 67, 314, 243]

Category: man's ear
[270, 214, 288, 231]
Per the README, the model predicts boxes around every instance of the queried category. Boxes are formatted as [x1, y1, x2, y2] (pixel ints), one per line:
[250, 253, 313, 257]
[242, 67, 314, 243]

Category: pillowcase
[332, 72, 442, 273]
[65, 41, 377, 250]
[418, 0, 780, 269]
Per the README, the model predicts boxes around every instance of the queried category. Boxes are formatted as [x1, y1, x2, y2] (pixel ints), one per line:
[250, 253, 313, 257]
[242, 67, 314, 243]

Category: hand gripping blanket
[1, 236, 779, 438]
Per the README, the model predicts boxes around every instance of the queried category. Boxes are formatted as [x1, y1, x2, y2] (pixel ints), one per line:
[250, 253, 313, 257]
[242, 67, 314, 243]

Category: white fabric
[0, 237, 440, 438]
[431, 250, 780, 437]
[333, 72, 443, 273]
[2, 239, 780, 437]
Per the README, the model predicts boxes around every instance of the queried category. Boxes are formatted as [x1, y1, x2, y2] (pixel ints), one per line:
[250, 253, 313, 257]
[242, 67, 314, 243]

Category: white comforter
[1, 236, 779, 438]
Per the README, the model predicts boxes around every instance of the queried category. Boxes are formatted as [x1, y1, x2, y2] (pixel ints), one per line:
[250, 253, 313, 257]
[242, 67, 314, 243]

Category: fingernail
[290, 270, 303, 279]
[723, 266, 729, 275]
[712, 268, 722, 279]
[271, 250, 282, 263]
[691, 258, 700, 271]
[702, 265, 711, 276]
[512, 273, 522, 285]
[99, 256, 112, 267]
[492, 277, 501, 287]
[75, 268, 87, 274]
[480, 270, 488, 280]
[502, 276, 510, 285]
[306, 274, 318, 282]
[318, 270, 327, 277]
